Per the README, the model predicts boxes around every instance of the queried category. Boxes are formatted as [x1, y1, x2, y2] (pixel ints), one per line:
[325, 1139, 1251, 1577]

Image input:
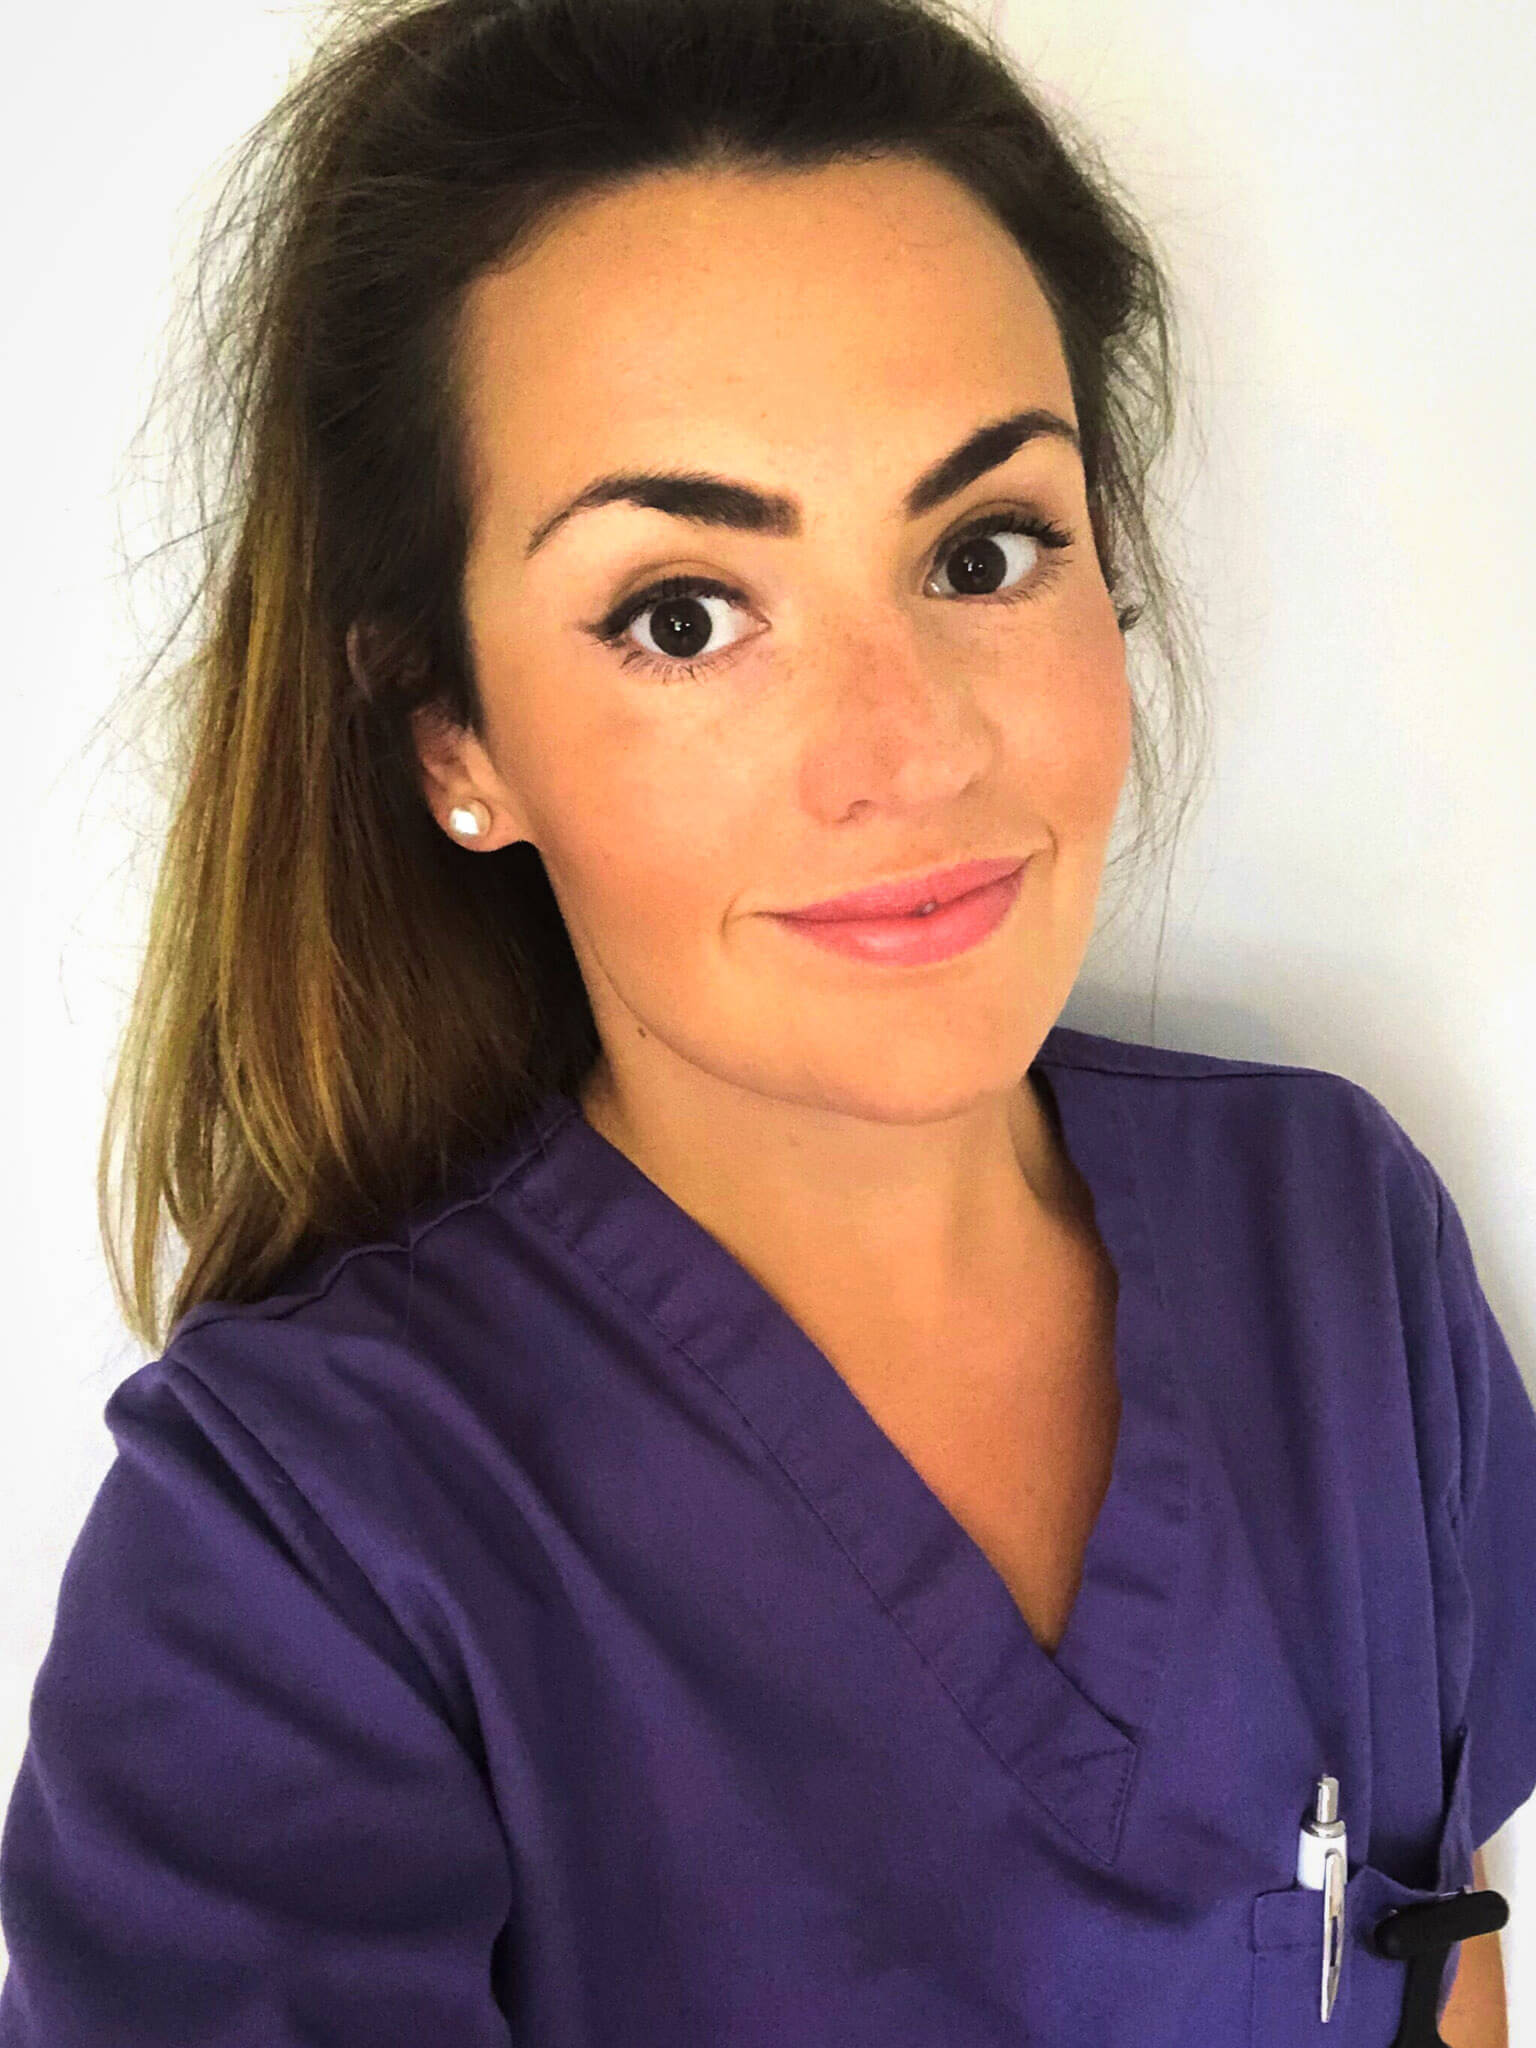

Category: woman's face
[427, 155, 1131, 1129]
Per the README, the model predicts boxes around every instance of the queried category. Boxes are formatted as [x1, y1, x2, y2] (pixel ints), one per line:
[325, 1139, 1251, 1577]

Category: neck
[578, 1058, 1090, 1341]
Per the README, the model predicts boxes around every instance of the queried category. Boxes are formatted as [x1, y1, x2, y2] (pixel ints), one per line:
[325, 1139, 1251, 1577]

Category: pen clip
[1321, 1840, 1347, 2021]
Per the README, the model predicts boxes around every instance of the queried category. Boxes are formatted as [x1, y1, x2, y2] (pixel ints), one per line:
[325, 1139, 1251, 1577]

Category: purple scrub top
[3, 1025, 1535, 2045]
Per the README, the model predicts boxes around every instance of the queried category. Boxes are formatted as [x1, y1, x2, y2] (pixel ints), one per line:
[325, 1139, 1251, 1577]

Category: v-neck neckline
[511, 1027, 1192, 1867]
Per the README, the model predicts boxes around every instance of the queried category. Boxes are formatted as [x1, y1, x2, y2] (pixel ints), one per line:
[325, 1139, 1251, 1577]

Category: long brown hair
[96, 0, 1211, 1355]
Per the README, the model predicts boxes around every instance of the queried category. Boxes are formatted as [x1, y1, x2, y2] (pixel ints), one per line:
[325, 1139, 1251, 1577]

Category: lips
[777, 857, 1025, 923]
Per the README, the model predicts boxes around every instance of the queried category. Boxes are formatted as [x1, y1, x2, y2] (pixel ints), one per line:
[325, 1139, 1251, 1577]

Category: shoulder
[157, 1089, 579, 1414]
[104, 1098, 581, 1679]
[1036, 1022, 1441, 1232]
[1038, 1027, 1499, 1554]
[1040, 1019, 1417, 1120]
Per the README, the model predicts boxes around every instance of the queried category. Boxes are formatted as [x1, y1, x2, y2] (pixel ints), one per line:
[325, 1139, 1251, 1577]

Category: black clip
[1370, 1887, 1508, 2047]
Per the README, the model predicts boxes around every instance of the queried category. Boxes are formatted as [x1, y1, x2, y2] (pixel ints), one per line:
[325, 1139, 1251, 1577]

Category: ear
[410, 701, 535, 851]
[411, 700, 476, 806]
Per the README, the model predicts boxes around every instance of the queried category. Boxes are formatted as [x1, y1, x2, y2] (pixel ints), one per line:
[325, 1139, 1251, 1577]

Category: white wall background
[4, 0, 1532, 2026]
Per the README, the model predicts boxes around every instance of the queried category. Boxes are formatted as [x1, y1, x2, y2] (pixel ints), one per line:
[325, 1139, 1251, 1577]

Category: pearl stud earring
[449, 802, 490, 839]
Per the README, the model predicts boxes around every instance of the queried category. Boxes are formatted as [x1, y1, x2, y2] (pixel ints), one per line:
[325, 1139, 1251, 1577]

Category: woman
[0, 0, 1528, 2040]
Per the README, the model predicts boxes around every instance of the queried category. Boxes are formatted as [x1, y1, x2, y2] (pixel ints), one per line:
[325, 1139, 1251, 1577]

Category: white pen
[1297, 1774, 1348, 2021]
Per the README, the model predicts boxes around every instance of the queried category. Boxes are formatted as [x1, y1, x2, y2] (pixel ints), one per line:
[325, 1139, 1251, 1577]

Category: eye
[588, 507, 1075, 684]
[926, 512, 1073, 600]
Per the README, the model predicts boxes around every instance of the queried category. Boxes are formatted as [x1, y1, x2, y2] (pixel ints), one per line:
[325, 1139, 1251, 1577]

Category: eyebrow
[521, 407, 1082, 561]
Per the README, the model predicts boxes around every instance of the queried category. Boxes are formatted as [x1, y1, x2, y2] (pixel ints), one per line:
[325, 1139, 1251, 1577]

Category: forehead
[456, 158, 1077, 534]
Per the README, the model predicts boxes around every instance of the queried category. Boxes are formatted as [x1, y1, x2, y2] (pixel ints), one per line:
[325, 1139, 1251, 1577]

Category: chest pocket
[1249, 1723, 1474, 2047]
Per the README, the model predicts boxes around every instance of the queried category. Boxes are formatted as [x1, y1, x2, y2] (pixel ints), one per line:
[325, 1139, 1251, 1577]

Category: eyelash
[589, 508, 1075, 684]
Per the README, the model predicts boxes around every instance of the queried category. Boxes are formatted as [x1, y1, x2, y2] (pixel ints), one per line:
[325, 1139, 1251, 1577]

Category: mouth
[774, 856, 1027, 924]
[766, 860, 1029, 966]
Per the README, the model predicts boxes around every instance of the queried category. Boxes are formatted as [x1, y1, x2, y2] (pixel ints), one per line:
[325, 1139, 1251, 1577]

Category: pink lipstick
[769, 860, 1027, 965]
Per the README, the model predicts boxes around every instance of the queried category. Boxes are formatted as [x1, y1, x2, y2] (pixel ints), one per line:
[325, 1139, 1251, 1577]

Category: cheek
[1089, 644, 1135, 811]
[1007, 604, 1132, 823]
[471, 623, 762, 971]
[536, 712, 755, 945]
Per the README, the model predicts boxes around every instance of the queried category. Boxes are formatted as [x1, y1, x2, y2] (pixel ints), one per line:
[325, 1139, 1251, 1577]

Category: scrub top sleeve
[0, 1356, 515, 2047]
[1431, 1168, 1536, 1853]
